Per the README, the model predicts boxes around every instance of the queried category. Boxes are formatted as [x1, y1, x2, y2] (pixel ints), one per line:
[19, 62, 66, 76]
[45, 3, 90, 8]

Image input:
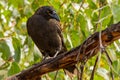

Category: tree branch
[6, 22, 120, 80]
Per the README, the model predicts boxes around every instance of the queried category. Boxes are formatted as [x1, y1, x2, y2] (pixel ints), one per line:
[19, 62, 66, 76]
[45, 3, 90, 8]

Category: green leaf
[8, 62, 20, 76]
[111, 4, 120, 23]
[77, 14, 88, 38]
[0, 32, 3, 37]
[8, 0, 24, 9]
[34, 52, 41, 63]
[112, 60, 120, 76]
[100, 6, 112, 27]
[12, 37, 21, 62]
[87, 0, 97, 9]
[0, 41, 11, 60]
[69, 30, 80, 47]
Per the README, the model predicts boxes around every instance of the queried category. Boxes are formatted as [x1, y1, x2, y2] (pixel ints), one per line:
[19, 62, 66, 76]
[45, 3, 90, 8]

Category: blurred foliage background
[0, 0, 120, 80]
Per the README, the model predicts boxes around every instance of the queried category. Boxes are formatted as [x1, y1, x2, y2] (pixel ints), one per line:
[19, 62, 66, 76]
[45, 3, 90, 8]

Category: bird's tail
[64, 65, 77, 79]
[59, 42, 77, 78]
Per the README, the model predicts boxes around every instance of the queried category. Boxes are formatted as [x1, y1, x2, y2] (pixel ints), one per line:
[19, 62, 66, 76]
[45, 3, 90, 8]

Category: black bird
[27, 6, 76, 76]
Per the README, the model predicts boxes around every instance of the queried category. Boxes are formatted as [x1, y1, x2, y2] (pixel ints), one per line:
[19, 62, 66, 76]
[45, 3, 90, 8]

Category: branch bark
[6, 22, 120, 80]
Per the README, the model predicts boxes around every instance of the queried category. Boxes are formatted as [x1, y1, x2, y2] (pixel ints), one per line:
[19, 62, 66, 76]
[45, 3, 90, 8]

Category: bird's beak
[50, 11, 60, 21]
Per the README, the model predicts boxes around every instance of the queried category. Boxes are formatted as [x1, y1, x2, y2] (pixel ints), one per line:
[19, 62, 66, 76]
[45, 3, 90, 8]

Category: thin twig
[104, 50, 114, 80]
[79, 62, 86, 80]
[54, 71, 58, 80]
[90, 55, 99, 80]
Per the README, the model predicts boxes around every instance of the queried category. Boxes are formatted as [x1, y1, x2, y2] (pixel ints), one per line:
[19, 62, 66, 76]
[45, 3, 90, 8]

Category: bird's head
[35, 6, 60, 21]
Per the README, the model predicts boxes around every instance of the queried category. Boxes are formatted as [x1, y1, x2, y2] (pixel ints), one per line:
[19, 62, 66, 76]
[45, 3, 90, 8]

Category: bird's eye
[47, 10, 53, 15]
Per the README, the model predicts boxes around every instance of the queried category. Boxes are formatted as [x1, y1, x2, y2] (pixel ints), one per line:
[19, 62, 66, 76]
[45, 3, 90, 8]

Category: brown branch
[6, 22, 120, 80]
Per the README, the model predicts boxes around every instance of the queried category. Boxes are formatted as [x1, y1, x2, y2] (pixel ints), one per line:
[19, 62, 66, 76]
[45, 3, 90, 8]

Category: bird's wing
[48, 19, 67, 54]
[55, 20, 67, 53]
